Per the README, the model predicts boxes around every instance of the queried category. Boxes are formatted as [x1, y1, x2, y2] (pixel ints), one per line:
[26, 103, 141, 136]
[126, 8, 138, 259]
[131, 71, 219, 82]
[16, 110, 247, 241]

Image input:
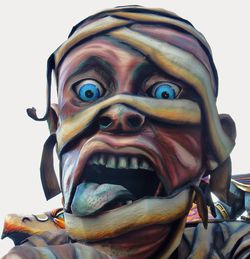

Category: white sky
[1, 0, 250, 255]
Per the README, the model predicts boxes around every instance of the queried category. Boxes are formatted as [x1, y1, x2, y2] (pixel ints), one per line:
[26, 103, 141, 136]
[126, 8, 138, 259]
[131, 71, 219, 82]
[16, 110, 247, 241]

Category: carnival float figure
[2, 6, 250, 258]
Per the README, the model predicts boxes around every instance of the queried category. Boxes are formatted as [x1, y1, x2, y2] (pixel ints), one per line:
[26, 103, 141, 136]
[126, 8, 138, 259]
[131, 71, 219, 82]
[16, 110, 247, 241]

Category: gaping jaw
[58, 132, 202, 256]
[61, 135, 197, 246]
[70, 151, 164, 217]
[58, 117, 205, 248]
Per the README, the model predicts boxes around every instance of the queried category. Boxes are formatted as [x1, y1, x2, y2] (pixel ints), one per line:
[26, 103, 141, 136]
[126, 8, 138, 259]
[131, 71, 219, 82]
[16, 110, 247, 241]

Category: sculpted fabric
[2, 5, 250, 259]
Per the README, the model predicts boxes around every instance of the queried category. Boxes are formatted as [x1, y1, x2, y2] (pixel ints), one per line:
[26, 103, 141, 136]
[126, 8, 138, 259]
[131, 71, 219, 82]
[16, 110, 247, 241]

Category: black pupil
[162, 92, 169, 99]
[85, 90, 94, 98]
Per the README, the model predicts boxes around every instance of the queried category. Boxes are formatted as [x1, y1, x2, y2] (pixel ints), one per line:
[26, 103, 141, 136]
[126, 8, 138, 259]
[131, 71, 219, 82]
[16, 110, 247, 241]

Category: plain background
[0, 0, 249, 255]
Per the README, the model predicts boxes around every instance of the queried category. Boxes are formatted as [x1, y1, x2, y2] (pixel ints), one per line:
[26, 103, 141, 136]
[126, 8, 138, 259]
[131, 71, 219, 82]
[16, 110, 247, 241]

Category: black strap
[40, 133, 61, 200]
[26, 54, 55, 121]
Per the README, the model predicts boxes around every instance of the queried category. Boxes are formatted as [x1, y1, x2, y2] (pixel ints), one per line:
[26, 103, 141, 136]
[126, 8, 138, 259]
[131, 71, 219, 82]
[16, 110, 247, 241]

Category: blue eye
[74, 79, 104, 102]
[151, 83, 180, 100]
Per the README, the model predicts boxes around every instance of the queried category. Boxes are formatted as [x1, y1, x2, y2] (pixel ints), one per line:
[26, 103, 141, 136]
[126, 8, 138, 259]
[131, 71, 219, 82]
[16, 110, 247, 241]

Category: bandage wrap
[53, 6, 234, 167]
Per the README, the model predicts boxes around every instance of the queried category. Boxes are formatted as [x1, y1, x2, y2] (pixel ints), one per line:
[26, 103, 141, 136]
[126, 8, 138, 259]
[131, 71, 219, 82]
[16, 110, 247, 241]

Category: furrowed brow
[132, 63, 158, 84]
[66, 56, 115, 82]
[132, 61, 191, 90]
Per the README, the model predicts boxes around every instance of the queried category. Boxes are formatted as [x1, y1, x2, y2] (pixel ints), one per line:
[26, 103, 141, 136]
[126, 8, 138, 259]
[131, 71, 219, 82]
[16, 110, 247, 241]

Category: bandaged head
[28, 6, 236, 258]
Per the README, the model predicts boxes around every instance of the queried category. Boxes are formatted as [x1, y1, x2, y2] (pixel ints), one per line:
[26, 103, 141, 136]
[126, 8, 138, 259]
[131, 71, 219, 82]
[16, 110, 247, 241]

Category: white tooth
[99, 154, 106, 165]
[118, 156, 128, 169]
[139, 160, 150, 170]
[90, 155, 99, 165]
[106, 155, 116, 168]
[129, 157, 138, 169]
[126, 200, 133, 205]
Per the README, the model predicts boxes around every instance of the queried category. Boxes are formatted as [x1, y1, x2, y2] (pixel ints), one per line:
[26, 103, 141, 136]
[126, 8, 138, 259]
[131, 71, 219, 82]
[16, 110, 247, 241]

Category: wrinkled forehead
[56, 24, 215, 97]
[57, 36, 146, 91]
[51, 7, 234, 164]
[53, 7, 218, 96]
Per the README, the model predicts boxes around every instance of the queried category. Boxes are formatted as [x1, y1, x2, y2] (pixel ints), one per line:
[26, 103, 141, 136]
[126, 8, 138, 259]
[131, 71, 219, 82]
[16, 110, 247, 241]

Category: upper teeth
[118, 156, 128, 169]
[130, 157, 138, 169]
[88, 154, 153, 171]
[99, 154, 106, 166]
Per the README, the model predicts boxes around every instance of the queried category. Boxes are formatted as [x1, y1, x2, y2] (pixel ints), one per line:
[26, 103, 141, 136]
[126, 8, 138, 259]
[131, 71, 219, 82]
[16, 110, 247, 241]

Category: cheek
[57, 90, 83, 120]
[61, 149, 80, 195]
[154, 125, 204, 190]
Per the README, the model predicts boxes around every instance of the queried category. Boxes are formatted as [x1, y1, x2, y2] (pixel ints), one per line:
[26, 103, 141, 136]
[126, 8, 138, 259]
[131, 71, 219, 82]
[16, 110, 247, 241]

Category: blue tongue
[71, 182, 133, 216]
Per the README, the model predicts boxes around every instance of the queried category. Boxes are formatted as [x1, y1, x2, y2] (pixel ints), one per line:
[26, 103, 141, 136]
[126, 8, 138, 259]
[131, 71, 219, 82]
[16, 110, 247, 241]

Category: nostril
[127, 115, 144, 129]
[99, 116, 113, 129]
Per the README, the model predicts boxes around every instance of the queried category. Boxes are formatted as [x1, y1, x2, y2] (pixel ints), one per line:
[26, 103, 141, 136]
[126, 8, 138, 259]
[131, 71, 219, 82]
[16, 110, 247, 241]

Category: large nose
[99, 104, 145, 133]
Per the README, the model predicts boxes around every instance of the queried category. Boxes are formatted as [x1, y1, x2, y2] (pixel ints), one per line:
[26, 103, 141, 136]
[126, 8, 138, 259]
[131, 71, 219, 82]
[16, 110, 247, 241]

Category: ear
[47, 103, 59, 134]
[219, 114, 236, 142]
[206, 114, 236, 171]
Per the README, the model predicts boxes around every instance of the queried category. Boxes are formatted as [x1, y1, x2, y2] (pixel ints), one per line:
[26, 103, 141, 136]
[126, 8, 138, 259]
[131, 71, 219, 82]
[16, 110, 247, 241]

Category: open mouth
[70, 152, 165, 216]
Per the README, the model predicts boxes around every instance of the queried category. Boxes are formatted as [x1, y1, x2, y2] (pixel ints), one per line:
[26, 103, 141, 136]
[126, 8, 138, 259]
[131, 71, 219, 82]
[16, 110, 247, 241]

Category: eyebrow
[133, 61, 192, 87]
[132, 62, 161, 87]
[66, 56, 115, 82]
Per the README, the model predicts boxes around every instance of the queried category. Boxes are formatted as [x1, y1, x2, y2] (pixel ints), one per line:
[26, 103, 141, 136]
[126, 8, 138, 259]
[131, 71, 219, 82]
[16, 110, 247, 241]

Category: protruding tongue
[71, 182, 134, 216]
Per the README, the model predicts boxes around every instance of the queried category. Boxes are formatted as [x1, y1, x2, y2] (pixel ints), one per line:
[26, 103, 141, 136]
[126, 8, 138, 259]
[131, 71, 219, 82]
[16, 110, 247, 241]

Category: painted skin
[49, 36, 206, 257]
[57, 37, 205, 213]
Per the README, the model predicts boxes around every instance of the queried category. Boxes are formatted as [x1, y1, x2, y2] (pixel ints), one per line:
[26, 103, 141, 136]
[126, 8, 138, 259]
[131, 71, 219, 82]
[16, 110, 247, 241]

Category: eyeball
[74, 79, 104, 102]
[149, 82, 180, 100]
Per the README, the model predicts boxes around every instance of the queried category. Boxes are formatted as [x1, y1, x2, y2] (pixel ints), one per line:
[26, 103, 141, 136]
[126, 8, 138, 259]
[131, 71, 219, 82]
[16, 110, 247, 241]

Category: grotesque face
[27, 6, 236, 258]
[53, 27, 207, 252]
[57, 35, 205, 212]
